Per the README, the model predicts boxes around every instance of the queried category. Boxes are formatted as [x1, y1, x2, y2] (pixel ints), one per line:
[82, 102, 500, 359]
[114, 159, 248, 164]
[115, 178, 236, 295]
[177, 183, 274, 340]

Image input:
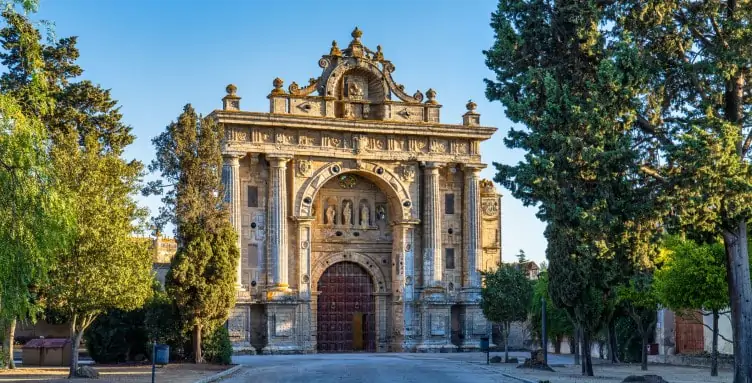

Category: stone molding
[310, 251, 388, 294]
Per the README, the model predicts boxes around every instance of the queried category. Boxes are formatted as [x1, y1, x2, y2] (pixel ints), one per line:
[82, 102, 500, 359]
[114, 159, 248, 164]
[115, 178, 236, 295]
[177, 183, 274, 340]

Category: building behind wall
[214, 28, 502, 353]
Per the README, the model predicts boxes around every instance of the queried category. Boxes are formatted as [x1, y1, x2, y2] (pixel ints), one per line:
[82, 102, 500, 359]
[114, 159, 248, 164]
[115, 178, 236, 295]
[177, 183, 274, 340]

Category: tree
[654, 237, 729, 376]
[617, 273, 659, 371]
[516, 249, 527, 264]
[148, 105, 238, 363]
[484, 0, 666, 375]
[530, 271, 573, 354]
[0, 11, 153, 376]
[481, 264, 533, 362]
[614, 2, 752, 381]
[0, 2, 73, 369]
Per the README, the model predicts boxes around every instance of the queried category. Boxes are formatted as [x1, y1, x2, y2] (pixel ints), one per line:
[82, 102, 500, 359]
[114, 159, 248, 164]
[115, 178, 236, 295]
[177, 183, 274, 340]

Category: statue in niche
[326, 205, 336, 225]
[360, 204, 370, 227]
[343, 202, 352, 226]
[376, 205, 386, 221]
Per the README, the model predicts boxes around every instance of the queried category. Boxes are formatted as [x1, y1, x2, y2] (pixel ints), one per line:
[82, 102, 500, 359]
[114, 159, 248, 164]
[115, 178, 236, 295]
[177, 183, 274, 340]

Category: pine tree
[148, 105, 238, 363]
[484, 0, 664, 375]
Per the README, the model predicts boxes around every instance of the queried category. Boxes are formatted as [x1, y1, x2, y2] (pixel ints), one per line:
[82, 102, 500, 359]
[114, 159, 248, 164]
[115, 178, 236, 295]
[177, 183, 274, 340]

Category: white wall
[703, 310, 733, 355]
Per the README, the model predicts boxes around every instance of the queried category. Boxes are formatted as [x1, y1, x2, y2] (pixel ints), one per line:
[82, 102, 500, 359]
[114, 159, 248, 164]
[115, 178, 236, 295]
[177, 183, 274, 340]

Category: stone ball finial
[426, 88, 437, 104]
[466, 99, 477, 112]
[225, 84, 237, 96]
[271, 77, 285, 95]
[351, 26, 363, 39]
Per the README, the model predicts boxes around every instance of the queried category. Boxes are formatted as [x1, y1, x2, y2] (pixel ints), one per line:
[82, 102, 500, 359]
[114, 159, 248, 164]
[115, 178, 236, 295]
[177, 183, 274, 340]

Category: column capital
[267, 153, 293, 166]
[461, 163, 486, 172]
[420, 161, 445, 169]
[223, 151, 245, 164]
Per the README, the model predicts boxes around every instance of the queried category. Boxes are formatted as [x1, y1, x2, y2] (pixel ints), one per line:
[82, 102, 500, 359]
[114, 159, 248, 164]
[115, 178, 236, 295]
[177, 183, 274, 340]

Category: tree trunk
[68, 315, 78, 378]
[574, 327, 581, 365]
[7, 319, 15, 369]
[582, 329, 593, 376]
[193, 324, 204, 364]
[504, 322, 510, 363]
[722, 221, 752, 383]
[608, 319, 619, 363]
[641, 330, 648, 371]
[554, 337, 561, 354]
[711, 309, 719, 377]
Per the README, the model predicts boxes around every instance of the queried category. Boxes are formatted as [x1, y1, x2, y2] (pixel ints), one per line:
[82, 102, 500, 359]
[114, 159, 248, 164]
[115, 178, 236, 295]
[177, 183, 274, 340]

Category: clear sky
[33, 0, 547, 265]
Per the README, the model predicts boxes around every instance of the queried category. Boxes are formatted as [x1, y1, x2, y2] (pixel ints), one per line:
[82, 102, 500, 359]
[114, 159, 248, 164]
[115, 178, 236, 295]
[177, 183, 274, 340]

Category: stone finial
[222, 83, 241, 111]
[463, 99, 480, 126]
[271, 77, 286, 95]
[351, 26, 363, 40]
[425, 88, 438, 104]
[330, 40, 342, 56]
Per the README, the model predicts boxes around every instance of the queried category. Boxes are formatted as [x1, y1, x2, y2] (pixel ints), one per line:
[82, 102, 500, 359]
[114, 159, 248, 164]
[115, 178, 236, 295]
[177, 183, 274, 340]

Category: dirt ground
[0, 363, 235, 383]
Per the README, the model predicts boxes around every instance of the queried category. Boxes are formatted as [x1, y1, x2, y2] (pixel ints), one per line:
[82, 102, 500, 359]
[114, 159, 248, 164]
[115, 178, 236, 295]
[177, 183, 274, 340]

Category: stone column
[222, 153, 244, 288]
[391, 220, 418, 351]
[267, 154, 292, 289]
[422, 162, 444, 288]
[462, 164, 484, 288]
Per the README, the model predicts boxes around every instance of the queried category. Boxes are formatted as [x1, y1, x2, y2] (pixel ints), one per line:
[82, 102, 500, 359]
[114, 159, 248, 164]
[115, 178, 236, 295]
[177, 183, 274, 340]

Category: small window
[247, 186, 258, 207]
[445, 193, 455, 214]
[445, 248, 455, 270]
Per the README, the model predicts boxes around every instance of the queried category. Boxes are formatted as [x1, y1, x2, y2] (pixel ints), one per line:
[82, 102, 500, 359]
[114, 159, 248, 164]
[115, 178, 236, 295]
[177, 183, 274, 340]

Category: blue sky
[33, 0, 547, 265]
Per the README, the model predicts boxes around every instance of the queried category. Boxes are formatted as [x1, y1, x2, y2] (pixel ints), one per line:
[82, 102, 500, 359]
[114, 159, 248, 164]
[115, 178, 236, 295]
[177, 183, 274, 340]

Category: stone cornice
[210, 110, 496, 140]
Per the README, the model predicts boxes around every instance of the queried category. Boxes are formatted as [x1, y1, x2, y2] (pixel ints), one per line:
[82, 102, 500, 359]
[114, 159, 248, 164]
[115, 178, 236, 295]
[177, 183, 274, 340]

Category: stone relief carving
[397, 164, 416, 182]
[482, 198, 499, 217]
[297, 160, 312, 177]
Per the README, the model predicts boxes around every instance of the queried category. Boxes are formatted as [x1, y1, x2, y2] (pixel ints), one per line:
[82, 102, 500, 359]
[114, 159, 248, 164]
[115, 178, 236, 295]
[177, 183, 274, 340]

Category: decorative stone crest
[297, 160, 312, 177]
[481, 198, 499, 217]
[397, 164, 416, 182]
[480, 179, 496, 194]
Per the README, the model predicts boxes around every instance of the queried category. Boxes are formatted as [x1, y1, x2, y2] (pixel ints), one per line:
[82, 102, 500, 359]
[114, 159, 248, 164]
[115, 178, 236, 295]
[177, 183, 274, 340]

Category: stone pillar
[222, 153, 244, 288]
[422, 162, 444, 289]
[267, 154, 292, 290]
[391, 220, 418, 351]
[462, 164, 484, 289]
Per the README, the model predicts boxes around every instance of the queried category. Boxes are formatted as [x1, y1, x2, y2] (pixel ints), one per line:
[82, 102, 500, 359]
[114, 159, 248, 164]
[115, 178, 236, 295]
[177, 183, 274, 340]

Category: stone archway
[316, 261, 376, 353]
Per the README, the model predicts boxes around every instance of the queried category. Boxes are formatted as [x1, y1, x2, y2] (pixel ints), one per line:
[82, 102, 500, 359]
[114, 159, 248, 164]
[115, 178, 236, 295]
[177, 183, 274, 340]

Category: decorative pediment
[267, 28, 443, 122]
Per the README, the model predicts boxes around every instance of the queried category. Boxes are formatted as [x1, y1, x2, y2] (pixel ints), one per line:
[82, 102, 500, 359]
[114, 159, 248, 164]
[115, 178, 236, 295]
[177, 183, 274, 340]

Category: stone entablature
[212, 28, 501, 354]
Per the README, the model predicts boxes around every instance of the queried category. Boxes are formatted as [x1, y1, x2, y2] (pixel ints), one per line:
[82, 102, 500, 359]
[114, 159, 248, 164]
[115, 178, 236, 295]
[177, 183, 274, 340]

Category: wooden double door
[316, 261, 376, 353]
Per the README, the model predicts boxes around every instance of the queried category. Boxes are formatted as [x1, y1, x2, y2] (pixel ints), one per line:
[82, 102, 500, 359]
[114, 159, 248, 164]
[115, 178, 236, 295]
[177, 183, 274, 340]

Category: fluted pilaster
[222, 153, 244, 288]
[422, 162, 443, 288]
[267, 154, 292, 288]
[462, 164, 484, 288]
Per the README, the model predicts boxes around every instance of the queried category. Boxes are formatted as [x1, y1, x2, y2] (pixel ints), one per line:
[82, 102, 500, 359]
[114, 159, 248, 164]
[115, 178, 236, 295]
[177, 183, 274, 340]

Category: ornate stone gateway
[216, 28, 502, 354]
[316, 262, 376, 353]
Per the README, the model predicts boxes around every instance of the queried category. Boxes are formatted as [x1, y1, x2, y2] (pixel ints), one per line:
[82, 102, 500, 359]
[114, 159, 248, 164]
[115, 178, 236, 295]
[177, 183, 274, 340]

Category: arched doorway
[316, 261, 376, 352]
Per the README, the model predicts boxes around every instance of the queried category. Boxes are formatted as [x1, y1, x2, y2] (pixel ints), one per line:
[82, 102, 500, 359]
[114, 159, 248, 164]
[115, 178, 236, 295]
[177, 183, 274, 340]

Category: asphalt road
[225, 353, 516, 383]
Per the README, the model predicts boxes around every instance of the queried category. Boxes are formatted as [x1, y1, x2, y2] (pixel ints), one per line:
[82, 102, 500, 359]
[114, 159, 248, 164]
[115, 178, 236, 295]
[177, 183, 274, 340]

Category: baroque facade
[214, 28, 502, 353]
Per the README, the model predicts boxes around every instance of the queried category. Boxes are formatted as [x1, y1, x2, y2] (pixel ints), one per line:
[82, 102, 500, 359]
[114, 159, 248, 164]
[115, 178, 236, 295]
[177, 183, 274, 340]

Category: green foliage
[149, 105, 238, 362]
[654, 237, 728, 314]
[0, 5, 72, 328]
[614, 314, 643, 363]
[530, 271, 573, 346]
[202, 325, 232, 365]
[481, 264, 533, 324]
[0, 11, 153, 375]
[84, 308, 148, 364]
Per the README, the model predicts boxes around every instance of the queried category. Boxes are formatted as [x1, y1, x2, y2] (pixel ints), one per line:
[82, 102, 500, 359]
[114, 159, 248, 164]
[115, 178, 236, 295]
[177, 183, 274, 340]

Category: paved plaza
[226, 353, 516, 383]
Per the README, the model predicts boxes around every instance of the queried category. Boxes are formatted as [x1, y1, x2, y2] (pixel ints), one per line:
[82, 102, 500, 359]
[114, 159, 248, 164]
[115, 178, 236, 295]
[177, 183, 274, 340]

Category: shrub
[84, 308, 148, 364]
[202, 325, 232, 365]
